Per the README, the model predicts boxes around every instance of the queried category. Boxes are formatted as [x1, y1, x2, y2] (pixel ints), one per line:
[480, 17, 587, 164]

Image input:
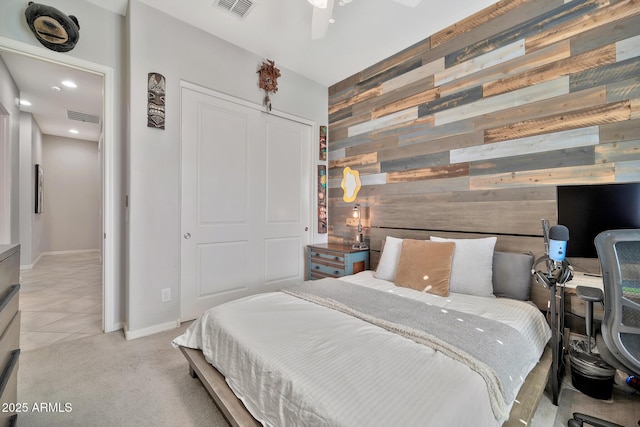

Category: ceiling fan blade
[311, 0, 334, 40]
[391, 0, 421, 7]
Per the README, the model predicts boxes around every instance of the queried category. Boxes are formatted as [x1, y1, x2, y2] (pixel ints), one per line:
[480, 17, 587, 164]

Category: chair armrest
[575, 285, 604, 303]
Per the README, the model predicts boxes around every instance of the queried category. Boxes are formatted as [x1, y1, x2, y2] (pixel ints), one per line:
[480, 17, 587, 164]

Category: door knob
[305, 227, 309, 231]
[184, 233, 191, 239]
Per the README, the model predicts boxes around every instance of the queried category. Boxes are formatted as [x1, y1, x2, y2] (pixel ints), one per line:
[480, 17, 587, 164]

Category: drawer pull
[334, 271, 340, 275]
[315, 253, 320, 257]
[0, 284, 19, 312]
[314, 265, 320, 270]
[334, 256, 340, 261]
[0, 349, 19, 397]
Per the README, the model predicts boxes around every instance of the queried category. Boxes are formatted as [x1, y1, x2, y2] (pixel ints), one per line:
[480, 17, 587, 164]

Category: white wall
[0, 55, 20, 245]
[18, 113, 45, 267]
[42, 135, 100, 253]
[126, 0, 328, 335]
[0, 0, 126, 330]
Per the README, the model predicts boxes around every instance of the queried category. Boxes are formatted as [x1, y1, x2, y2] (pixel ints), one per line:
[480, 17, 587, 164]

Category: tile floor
[19, 251, 103, 351]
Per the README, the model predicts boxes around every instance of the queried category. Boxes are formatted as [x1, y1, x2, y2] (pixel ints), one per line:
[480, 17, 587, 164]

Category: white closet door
[180, 86, 311, 321]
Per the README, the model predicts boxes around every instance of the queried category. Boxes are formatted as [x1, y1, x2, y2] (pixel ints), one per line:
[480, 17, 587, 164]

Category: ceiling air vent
[65, 109, 101, 125]
[214, 0, 255, 19]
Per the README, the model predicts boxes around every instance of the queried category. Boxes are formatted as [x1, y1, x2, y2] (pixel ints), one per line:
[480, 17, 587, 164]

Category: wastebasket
[569, 340, 616, 400]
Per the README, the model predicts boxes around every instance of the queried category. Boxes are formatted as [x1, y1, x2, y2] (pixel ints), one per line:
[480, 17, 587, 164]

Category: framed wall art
[35, 163, 44, 214]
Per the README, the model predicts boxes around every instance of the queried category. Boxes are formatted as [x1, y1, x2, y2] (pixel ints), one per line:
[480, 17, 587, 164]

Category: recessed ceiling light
[51, 86, 61, 91]
[61, 80, 77, 88]
[69, 129, 79, 134]
[19, 99, 32, 106]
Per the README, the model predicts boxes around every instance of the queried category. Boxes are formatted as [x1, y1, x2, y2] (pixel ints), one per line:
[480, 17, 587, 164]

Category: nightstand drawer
[310, 262, 345, 278]
[309, 249, 345, 265]
[307, 244, 369, 280]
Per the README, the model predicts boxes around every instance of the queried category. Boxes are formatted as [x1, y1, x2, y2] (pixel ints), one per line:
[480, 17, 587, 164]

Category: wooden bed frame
[179, 344, 552, 427]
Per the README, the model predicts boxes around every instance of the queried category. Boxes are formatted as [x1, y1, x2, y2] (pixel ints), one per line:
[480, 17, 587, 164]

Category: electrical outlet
[161, 288, 171, 303]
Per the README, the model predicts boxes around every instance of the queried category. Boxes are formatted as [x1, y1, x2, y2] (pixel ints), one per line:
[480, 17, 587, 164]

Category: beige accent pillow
[394, 239, 456, 296]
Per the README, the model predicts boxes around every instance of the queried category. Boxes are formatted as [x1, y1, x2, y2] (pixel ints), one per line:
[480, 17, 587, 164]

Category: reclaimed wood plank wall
[326, 0, 640, 269]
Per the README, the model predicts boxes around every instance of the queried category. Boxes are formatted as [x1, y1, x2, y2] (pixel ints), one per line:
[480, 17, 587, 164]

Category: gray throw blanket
[282, 278, 536, 420]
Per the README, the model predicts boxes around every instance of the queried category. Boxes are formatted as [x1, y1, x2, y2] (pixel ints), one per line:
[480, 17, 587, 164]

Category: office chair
[568, 230, 640, 427]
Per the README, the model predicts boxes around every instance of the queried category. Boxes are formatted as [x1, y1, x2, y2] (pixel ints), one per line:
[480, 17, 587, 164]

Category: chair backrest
[595, 229, 640, 376]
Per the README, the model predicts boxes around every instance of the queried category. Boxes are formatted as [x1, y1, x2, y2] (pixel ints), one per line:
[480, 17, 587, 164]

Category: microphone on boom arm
[534, 219, 573, 288]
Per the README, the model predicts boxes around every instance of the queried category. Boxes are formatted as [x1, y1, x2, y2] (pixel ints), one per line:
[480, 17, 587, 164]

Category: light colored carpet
[18, 322, 229, 427]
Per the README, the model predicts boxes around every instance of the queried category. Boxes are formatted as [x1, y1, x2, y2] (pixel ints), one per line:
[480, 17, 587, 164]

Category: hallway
[19, 252, 102, 351]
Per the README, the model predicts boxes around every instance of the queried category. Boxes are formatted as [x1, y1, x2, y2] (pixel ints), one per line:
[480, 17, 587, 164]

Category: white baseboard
[105, 322, 124, 334]
[124, 320, 180, 340]
[20, 249, 100, 270]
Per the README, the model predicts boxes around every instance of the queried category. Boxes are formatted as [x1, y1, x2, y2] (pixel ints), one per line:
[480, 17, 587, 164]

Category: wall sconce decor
[340, 167, 361, 202]
[257, 59, 281, 112]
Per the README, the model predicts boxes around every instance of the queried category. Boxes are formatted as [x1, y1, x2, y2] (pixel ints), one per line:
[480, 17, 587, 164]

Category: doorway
[0, 35, 117, 334]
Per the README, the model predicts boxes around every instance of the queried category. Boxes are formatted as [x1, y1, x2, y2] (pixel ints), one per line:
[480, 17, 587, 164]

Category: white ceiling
[1, 0, 496, 142]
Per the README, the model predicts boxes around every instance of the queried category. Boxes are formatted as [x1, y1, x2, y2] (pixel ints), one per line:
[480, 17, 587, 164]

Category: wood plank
[595, 139, 640, 163]
[607, 76, 640, 102]
[359, 39, 432, 84]
[371, 87, 439, 119]
[436, 77, 570, 126]
[614, 159, 640, 182]
[348, 107, 418, 137]
[345, 135, 399, 158]
[328, 163, 380, 179]
[483, 44, 616, 97]
[571, 56, 640, 93]
[599, 117, 640, 143]
[474, 86, 607, 131]
[398, 118, 476, 147]
[470, 146, 595, 176]
[381, 58, 444, 94]
[446, 0, 604, 67]
[380, 151, 450, 173]
[484, 101, 630, 143]
[379, 131, 484, 162]
[470, 163, 616, 189]
[435, 39, 526, 86]
[617, 34, 640, 61]
[179, 346, 261, 427]
[418, 86, 483, 117]
[349, 176, 470, 198]
[386, 163, 469, 183]
[570, 11, 640, 56]
[372, 200, 554, 235]
[453, 126, 600, 163]
[526, 0, 640, 53]
[431, 0, 531, 48]
[439, 40, 571, 98]
[328, 152, 377, 169]
[504, 347, 552, 427]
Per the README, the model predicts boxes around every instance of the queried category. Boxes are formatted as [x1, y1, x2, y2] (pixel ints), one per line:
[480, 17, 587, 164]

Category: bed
[173, 236, 552, 427]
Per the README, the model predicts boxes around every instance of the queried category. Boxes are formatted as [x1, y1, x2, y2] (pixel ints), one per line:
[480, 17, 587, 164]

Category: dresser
[307, 243, 369, 280]
[0, 244, 20, 427]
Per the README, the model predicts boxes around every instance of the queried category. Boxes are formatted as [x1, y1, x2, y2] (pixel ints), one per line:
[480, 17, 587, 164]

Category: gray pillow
[492, 251, 534, 300]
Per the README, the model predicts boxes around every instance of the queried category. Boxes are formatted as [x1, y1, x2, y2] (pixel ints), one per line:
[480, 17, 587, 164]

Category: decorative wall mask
[319, 126, 327, 161]
[25, 2, 80, 52]
[147, 73, 166, 129]
[318, 165, 327, 234]
[257, 59, 281, 111]
[341, 167, 362, 202]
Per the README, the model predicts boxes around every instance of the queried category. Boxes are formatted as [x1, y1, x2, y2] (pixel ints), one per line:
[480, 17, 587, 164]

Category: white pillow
[374, 236, 404, 281]
[430, 236, 497, 297]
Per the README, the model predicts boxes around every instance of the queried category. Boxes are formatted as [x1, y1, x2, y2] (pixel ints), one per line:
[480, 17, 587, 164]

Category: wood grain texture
[327, 0, 638, 252]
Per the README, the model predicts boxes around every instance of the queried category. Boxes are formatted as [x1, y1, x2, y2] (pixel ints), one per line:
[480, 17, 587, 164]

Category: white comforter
[173, 271, 551, 427]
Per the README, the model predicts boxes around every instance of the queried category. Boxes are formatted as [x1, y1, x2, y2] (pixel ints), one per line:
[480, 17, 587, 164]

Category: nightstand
[307, 243, 369, 280]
